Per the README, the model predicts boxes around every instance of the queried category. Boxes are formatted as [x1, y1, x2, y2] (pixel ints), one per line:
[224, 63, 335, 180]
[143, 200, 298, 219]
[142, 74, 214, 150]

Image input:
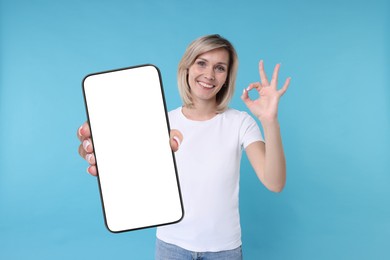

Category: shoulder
[222, 108, 253, 121]
[224, 109, 263, 144]
[222, 108, 259, 133]
[168, 107, 182, 124]
[168, 107, 182, 117]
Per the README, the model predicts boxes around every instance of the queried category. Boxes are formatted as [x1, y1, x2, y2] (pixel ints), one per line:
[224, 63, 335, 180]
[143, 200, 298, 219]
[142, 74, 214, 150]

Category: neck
[182, 101, 218, 121]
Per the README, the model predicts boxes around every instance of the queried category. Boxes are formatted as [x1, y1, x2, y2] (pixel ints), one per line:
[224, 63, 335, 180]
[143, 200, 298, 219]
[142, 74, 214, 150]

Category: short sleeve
[239, 112, 264, 149]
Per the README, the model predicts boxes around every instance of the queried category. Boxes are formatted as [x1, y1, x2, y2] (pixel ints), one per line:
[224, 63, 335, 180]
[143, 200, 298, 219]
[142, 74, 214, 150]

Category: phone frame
[82, 64, 184, 233]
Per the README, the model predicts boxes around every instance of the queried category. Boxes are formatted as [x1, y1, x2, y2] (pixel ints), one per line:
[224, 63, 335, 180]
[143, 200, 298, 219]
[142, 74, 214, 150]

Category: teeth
[198, 81, 214, 89]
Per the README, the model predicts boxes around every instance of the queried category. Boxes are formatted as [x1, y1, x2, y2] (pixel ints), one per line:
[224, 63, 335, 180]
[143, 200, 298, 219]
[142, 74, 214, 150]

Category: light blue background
[1, 0, 389, 259]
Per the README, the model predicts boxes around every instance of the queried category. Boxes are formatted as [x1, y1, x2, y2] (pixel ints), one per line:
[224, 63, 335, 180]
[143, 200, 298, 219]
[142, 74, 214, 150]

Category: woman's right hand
[77, 122, 183, 177]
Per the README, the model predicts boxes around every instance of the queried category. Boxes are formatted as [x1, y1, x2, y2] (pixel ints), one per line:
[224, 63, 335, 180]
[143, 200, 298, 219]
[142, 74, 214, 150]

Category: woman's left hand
[241, 60, 291, 123]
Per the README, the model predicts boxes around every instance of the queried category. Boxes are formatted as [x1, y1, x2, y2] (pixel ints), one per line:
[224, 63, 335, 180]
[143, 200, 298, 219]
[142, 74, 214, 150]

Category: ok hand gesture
[241, 60, 291, 124]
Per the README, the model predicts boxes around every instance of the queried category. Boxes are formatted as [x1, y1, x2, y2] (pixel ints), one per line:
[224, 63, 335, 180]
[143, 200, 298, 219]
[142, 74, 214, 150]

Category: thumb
[241, 88, 252, 106]
[169, 129, 183, 152]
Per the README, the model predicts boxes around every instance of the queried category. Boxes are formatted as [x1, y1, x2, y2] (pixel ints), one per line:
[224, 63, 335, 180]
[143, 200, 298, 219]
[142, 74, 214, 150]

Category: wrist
[258, 116, 279, 126]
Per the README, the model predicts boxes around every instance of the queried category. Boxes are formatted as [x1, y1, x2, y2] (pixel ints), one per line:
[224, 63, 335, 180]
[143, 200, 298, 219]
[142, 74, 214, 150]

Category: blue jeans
[155, 238, 243, 260]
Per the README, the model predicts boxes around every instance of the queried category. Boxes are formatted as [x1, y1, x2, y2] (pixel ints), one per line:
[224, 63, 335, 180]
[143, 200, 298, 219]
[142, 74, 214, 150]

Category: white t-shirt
[156, 107, 263, 252]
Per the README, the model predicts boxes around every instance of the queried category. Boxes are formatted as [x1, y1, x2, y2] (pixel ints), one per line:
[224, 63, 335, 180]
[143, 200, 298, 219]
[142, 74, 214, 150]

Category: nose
[204, 67, 215, 81]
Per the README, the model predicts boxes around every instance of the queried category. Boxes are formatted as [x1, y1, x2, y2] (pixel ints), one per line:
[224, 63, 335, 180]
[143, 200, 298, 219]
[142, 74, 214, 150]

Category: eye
[215, 65, 226, 72]
[196, 60, 207, 67]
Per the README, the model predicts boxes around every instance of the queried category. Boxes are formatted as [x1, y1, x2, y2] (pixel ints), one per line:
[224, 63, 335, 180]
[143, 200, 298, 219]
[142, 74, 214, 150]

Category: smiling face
[187, 48, 230, 106]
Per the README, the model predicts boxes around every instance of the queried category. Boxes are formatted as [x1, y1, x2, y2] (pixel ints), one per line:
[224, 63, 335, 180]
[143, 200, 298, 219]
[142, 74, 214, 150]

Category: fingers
[241, 89, 250, 107]
[87, 165, 98, 176]
[77, 121, 91, 141]
[259, 60, 290, 94]
[77, 121, 96, 176]
[82, 138, 93, 153]
[241, 82, 261, 104]
[247, 82, 262, 92]
[170, 129, 183, 152]
[241, 88, 250, 103]
[77, 121, 94, 158]
[270, 63, 281, 88]
[78, 142, 97, 176]
[260, 60, 280, 88]
[78, 138, 94, 161]
[279, 77, 291, 96]
[78, 143, 86, 159]
[259, 60, 269, 86]
[85, 153, 96, 165]
[78, 142, 96, 165]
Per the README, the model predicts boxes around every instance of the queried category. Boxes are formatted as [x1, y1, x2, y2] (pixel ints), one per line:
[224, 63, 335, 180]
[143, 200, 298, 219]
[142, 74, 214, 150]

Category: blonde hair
[177, 34, 238, 113]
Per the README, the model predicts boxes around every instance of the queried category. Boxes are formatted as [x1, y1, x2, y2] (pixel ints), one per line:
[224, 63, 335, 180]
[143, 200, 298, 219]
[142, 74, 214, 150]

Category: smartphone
[82, 64, 183, 233]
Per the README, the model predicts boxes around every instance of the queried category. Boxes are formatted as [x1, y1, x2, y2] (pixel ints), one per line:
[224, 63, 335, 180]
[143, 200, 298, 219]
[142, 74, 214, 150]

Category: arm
[241, 60, 290, 192]
[245, 122, 286, 192]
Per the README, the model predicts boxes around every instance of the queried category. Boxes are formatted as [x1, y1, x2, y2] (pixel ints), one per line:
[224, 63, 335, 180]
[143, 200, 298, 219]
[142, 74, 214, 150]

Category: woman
[77, 34, 290, 259]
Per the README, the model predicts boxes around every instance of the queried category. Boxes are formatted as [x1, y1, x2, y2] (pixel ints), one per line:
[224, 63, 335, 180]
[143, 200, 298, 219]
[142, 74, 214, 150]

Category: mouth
[197, 81, 215, 89]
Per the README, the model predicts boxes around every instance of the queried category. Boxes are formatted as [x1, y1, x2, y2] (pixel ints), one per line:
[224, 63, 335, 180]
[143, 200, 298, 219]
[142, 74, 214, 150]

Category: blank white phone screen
[82, 65, 183, 232]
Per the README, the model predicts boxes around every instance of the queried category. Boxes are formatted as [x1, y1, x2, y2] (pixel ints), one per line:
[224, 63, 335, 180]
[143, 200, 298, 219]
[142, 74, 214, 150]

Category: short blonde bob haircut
[177, 34, 238, 113]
